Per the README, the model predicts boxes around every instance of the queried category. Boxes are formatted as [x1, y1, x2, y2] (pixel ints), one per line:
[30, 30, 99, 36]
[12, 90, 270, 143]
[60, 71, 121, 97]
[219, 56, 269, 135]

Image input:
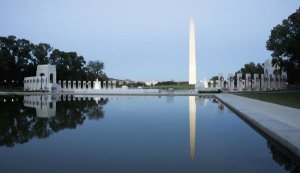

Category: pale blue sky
[1, 0, 299, 81]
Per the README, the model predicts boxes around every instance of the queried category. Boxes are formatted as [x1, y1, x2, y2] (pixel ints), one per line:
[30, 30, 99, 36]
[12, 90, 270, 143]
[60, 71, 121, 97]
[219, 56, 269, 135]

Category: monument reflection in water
[0, 95, 298, 173]
[189, 96, 224, 160]
[23, 95, 108, 119]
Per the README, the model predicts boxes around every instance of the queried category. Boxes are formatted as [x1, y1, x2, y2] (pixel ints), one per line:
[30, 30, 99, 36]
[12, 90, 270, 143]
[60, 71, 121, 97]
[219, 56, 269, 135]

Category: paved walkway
[216, 94, 300, 157]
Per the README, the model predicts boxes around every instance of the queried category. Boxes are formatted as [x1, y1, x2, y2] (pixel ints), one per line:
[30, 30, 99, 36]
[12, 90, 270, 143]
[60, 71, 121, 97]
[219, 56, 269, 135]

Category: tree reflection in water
[267, 142, 300, 173]
[0, 95, 108, 147]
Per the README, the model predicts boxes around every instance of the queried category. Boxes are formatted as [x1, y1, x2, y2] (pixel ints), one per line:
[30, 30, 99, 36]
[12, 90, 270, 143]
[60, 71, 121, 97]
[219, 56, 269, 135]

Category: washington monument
[189, 17, 197, 85]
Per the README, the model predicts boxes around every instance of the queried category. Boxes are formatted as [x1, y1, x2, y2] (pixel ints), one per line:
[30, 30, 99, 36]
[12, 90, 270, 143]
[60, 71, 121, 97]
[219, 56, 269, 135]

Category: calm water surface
[0, 95, 299, 173]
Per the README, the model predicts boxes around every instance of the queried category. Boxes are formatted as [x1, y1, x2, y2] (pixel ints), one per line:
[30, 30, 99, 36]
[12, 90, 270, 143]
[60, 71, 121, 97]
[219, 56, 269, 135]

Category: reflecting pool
[0, 95, 299, 173]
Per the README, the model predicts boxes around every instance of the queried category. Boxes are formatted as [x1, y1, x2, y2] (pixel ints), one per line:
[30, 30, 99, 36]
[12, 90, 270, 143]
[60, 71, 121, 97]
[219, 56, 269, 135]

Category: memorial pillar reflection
[189, 96, 196, 160]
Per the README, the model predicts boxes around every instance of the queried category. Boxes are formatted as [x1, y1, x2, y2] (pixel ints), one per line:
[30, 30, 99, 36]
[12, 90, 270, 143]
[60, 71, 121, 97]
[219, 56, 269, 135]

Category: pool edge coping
[215, 94, 300, 159]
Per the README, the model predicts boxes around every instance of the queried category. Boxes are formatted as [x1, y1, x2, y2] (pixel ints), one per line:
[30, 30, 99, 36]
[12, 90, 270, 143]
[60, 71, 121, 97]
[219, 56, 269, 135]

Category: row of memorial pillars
[226, 73, 287, 91]
[57, 80, 117, 89]
[58, 95, 94, 101]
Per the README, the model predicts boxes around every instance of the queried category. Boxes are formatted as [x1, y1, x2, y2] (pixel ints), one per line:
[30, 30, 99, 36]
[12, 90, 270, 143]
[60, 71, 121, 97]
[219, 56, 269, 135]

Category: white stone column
[68, 81, 71, 89]
[63, 81, 66, 89]
[78, 81, 81, 89]
[88, 81, 91, 89]
[260, 74, 264, 90]
[228, 74, 234, 90]
[83, 81, 86, 89]
[253, 74, 257, 90]
[270, 74, 274, 90]
[245, 73, 250, 90]
[73, 81, 76, 89]
[103, 81, 106, 88]
[113, 80, 116, 88]
[58, 80, 61, 88]
[237, 73, 242, 91]
[108, 81, 111, 89]
[266, 74, 270, 90]
[63, 95, 66, 101]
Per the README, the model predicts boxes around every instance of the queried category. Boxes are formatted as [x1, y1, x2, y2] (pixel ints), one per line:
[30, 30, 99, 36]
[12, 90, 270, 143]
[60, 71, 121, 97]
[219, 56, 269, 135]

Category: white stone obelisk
[189, 17, 197, 85]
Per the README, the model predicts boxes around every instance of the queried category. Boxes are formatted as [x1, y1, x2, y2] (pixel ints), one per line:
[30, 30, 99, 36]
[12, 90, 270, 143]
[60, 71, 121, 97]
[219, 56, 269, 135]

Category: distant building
[145, 80, 159, 86]
[23, 64, 60, 92]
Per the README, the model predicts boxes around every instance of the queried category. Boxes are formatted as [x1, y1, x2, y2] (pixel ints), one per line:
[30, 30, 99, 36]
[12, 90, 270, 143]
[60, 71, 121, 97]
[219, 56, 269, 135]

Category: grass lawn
[151, 84, 194, 90]
[235, 91, 300, 109]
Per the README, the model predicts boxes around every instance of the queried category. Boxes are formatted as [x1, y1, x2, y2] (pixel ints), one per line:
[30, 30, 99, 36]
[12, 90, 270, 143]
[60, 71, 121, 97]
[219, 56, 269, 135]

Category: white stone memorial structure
[78, 81, 81, 89]
[228, 73, 234, 90]
[245, 73, 251, 90]
[63, 81, 66, 89]
[108, 81, 111, 89]
[73, 81, 76, 89]
[260, 74, 264, 90]
[68, 81, 71, 89]
[253, 74, 259, 90]
[237, 73, 242, 91]
[103, 81, 106, 88]
[88, 81, 91, 89]
[83, 81, 86, 89]
[189, 17, 197, 85]
[24, 64, 59, 92]
[112, 80, 117, 88]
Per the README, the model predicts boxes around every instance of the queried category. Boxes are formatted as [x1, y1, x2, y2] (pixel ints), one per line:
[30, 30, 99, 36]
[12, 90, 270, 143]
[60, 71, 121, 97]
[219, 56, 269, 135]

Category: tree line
[0, 35, 107, 86]
[225, 7, 299, 84]
[267, 7, 300, 84]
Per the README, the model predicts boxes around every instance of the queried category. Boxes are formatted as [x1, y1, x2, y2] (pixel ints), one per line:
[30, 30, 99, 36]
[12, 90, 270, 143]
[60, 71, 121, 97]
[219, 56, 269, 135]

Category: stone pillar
[103, 81, 107, 88]
[245, 73, 251, 90]
[266, 74, 270, 90]
[253, 74, 257, 90]
[229, 75, 234, 90]
[88, 81, 91, 89]
[253, 74, 258, 90]
[260, 74, 264, 90]
[83, 81, 86, 89]
[108, 81, 111, 89]
[68, 81, 71, 89]
[269, 74, 274, 90]
[73, 81, 77, 89]
[78, 81, 81, 89]
[63, 81, 66, 89]
[112, 80, 117, 88]
[237, 73, 242, 91]
[58, 80, 61, 88]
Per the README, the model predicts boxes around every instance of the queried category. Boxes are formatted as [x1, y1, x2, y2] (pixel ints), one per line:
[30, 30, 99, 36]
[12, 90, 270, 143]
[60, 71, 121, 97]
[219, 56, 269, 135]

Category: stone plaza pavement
[216, 94, 300, 157]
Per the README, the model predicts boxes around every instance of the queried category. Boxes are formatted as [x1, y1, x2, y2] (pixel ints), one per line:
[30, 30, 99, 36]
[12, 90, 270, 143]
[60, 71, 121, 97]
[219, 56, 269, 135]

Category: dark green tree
[236, 62, 264, 78]
[86, 60, 107, 80]
[32, 43, 52, 64]
[0, 35, 108, 86]
[266, 7, 300, 83]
